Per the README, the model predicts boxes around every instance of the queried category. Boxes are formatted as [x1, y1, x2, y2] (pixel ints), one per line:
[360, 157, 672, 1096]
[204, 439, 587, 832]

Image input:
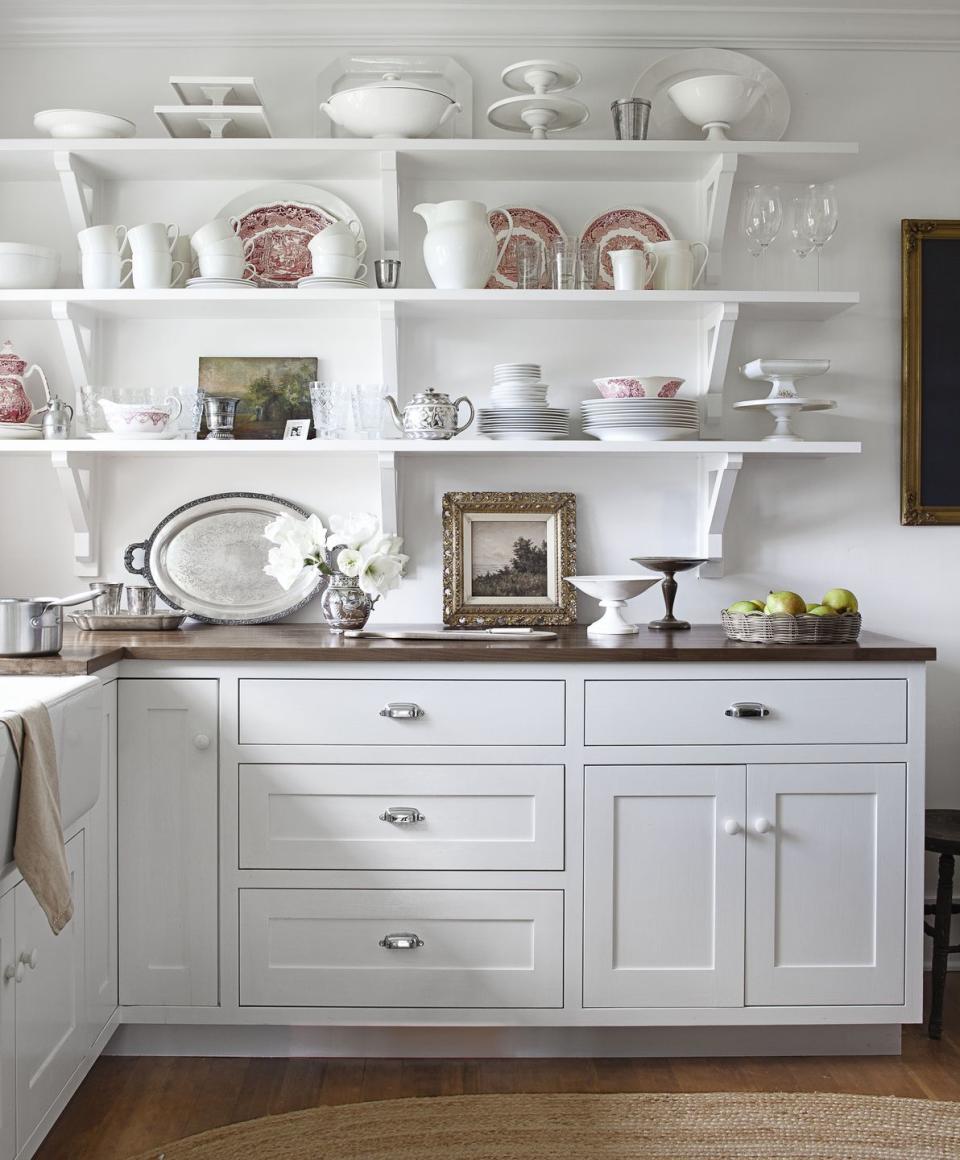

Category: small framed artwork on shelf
[283, 418, 312, 441]
[442, 491, 577, 626]
[198, 356, 318, 439]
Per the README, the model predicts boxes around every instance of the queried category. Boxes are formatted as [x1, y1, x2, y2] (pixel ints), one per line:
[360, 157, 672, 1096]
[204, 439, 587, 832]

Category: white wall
[1, 38, 959, 817]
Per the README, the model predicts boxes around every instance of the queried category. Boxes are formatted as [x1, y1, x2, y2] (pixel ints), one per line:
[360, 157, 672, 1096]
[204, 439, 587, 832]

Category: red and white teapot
[0, 339, 49, 425]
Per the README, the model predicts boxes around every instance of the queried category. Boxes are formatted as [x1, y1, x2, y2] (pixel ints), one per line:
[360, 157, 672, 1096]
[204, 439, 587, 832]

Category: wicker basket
[721, 610, 862, 645]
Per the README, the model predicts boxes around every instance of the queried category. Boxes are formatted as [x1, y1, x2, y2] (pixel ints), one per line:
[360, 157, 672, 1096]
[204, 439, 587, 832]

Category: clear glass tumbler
[514, 236, 544, 289]
[351, 383, 387, 438]
[549, 237, 578, 290]
[309, 381, 350, 439]
[578, 241, 600, 290]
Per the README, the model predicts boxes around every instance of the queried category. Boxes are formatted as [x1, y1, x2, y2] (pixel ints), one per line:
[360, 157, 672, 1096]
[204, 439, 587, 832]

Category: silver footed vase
[320, 572, 372, 633]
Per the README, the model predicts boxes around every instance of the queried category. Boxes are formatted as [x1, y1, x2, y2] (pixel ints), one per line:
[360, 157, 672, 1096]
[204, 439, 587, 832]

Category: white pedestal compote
[564, 575, 661, 636]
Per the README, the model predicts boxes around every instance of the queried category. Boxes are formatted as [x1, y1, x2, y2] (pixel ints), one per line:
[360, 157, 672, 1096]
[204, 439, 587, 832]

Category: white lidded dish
[320, 74, 461, 138]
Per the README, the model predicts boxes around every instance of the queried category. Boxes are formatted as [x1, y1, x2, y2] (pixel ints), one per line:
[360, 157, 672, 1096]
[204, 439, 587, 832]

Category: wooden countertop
[0, 624, 936, 675]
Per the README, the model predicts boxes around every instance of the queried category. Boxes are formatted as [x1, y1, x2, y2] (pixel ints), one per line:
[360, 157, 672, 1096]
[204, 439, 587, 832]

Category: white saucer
[0, 424, 42, 440]
[87, 430, 182, 441]
[297, 276, 368, 289]
[185, 277, 257, 289]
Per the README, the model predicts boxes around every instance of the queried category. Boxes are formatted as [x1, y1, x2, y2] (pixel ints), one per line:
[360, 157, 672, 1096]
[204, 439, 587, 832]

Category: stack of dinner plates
[491, 363, 548, 407]
[185, 276, 257, 290]
[297, 275, 367, 289]
[478, 406, 570, 440]
[581, 398, 700, 442]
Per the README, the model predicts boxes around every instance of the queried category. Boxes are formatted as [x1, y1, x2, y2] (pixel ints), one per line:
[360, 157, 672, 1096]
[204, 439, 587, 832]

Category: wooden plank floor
[36, 981, 960, 1160]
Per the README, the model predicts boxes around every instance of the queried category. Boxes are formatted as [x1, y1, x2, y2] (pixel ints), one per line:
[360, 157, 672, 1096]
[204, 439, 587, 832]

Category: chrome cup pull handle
[379, 806, 426, 825]
[379, 702, 424, 720]
[724, 702, 770, 719]
[378, 932, 424, 950]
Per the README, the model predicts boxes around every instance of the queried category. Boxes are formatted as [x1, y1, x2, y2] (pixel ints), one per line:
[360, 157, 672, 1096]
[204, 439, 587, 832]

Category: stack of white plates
[581, 398, 700, 442]
[297, 275, 367, 290]
[491, 362, 548, 408]
[478, 407, 570, 441]
[0, 423, 42, 441]
[185, 277, 257, 290]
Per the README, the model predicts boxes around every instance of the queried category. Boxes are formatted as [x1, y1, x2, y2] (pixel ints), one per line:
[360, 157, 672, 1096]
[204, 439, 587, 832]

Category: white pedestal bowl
[564, 575, 661, 635]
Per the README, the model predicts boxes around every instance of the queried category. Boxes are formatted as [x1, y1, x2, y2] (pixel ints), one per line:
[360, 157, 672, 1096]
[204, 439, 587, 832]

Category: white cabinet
[583, 765, 746, 1008]
[118, 679, 219, 1007]
[0, 893, 14, 1160]
[745, 763, 906, 1007]
[85, 679, 117, 1043]
[15, 833, 85, 1153]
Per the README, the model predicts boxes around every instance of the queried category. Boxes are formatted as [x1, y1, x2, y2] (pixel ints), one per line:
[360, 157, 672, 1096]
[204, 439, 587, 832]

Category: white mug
[170, 235, 193, 287]
[82, 252, 133, 289]
[128, 222, 179, 255]
[77, 223, 127, 254]
[311, 253, 367, 280]
[191, 218, 241, 252]
[198, 252, 254, 280]
[609, 248, 659, 291]
[309, 232, 366, 259]
[132, 251, 185, 288]
[647, 240, 709, 290]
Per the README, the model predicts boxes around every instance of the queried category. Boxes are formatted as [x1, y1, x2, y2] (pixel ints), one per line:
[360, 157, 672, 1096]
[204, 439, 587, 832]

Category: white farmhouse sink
[0, 677, 102, 866]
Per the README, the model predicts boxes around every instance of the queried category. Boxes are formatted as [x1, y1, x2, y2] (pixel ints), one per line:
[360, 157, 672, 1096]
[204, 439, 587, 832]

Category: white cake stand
[487, 94, 589, 139]
[739, 358, 831, 400]
[564, 575, 661, 635]
[733, 397, 836, 441]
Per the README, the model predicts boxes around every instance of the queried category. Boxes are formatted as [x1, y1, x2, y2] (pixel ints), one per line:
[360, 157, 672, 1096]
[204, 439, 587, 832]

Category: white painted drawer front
[239, 764, 564, 870]
[239, 889, 564, 1008]
[239, 679, 564, 746]
[584, 679, 907, 746]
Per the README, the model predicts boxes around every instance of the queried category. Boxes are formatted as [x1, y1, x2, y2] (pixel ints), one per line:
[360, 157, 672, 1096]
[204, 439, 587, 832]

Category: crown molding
[4, 2, 960, 50]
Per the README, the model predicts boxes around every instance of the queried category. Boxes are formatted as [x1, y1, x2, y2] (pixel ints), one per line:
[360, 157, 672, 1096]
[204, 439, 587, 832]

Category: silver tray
[124, 492, 324, 625]
[69, 612, 188, 631]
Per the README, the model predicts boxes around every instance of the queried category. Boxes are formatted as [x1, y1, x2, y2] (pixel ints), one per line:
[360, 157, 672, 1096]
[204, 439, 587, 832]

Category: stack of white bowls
[478, 363, 570, 440]
[581, 397, 701, 442]
[300, 221, 368, 288]
[128, 222, 185, 289]
[187, 218, 255, 288]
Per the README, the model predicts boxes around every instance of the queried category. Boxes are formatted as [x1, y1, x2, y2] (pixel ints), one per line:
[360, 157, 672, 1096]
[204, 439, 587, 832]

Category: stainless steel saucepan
[0, 588, 105, 657]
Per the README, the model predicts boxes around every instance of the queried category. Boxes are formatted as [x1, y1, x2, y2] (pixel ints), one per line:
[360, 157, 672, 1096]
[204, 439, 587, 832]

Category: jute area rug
[131, 1091, 960, 1160]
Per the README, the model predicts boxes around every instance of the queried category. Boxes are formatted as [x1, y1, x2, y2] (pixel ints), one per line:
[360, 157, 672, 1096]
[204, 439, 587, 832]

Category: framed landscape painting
[198, 356, 317, 440]
[442, 491, 577, 626]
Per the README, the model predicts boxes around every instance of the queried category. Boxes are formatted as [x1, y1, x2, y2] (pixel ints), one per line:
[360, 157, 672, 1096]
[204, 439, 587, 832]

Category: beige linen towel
[0, 702, 73, 934]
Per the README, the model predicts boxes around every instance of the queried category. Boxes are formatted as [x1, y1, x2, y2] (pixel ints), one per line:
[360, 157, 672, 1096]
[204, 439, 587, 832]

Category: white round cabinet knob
[19, 949, 38, 971]
[723, 819, 742, 836]
[753, 817, 775, 835]
[193, 733, 211, 750]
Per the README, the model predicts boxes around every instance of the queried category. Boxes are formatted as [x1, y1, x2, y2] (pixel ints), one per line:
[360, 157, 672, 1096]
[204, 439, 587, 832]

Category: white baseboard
[106, 1023, 902, 1059]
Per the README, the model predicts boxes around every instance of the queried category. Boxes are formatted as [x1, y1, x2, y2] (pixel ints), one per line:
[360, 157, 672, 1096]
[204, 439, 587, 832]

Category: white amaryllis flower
[263, 512, 327, 558]
[358, 552, 407, 598]
[335, 547, 364, 578]
[327, 511, 380, 551]
[264, 543, 309, 591]
[362, 532, 404, 557]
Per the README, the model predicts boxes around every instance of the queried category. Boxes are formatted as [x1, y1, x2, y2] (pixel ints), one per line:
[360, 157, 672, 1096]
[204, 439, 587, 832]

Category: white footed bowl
[667, 74, 761, 140]
[564, 574, 661, 635]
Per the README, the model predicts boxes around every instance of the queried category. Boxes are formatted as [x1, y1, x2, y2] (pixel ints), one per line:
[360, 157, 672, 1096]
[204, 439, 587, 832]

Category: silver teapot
[385, 388, 475, 440]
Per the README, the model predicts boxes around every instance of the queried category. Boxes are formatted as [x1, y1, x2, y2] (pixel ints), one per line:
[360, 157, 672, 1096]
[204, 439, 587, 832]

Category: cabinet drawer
[239, 889, 563, 1008]
[239, 764, 564, 870]
[584, 679, 907, 746]
[239, 679, 564, 746]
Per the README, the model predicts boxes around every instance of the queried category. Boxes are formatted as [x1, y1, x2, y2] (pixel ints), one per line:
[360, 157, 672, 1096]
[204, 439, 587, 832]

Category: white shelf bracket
[378, 299, 399, 391]
[53, 151, 101, 235]
[50, 451, 99, 577]
[700, 302, 739, 434]
[376, 450, 400, 536]
[378, 149, 400, 258]
[701, 153, 738, 288]
[51, 300, 97, 400]
[699, 452, 744, 579]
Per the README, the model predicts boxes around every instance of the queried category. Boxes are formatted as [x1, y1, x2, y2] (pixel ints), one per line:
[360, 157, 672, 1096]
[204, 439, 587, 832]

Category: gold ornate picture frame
[442, 491, 577, 626]
[901, 219, 960, 524]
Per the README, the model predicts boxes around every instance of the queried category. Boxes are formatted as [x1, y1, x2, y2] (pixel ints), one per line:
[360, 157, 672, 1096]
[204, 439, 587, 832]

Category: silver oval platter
[124, 492, 323, 624]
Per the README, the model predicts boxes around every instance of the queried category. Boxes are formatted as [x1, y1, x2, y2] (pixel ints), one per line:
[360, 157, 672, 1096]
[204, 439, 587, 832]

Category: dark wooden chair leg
[929, 852, 956, 1039]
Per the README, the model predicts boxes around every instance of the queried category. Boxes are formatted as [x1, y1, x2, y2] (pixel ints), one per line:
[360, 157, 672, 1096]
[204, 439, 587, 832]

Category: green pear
[727, 600, 763, 615]
[806, 604, 839, 617]
[764, 590, 806, 616]
[822, 587, 858, 614]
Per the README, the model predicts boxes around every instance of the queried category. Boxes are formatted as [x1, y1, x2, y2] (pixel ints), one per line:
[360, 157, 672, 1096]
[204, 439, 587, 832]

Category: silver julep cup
[89, 581, 123, 615]
[125, 586, 157, 615]
[611, 98, 651, 140]
[374, 259, 401, 289]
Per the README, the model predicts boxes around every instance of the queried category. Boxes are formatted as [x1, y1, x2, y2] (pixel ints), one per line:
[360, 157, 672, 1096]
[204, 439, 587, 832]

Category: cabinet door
[583, 765, 746, 1008]
[746, 763, 906, 1007]
[119, 679, 219, 1006]
[0, 892, 14, 1160]
[85, 680, 118, 1043]
[16, 834, 85, 1153]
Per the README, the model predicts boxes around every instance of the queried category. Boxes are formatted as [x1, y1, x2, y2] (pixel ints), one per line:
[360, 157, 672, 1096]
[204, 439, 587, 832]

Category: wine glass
[801, 182, 839, 290]
[742, 185, 783, 288]
[789, 196, 815, 264]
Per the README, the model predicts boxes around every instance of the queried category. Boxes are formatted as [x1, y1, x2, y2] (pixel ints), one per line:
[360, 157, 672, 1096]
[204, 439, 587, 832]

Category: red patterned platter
[486, 206, 565, 290]
[580, 206, 672, 289]
[217, 183, 365, 288]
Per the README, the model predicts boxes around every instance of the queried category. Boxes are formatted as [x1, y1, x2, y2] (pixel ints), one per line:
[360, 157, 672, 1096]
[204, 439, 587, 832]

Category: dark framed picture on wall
[901, 219, 960, 524]
[442, 491, 577, 626]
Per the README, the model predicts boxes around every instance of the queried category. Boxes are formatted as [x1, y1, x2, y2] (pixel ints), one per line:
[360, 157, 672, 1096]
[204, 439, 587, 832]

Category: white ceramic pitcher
[647, 240, 709, 290]
[413, 200, 513, 289]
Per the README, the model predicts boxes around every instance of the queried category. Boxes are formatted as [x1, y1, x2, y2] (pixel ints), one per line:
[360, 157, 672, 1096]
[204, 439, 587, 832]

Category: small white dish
[33, 108, 135, 139]
[564, 574, 661, 635]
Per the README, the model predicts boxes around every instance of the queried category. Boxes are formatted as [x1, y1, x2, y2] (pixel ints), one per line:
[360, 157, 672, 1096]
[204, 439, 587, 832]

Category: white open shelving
[0, 134, 861, 578]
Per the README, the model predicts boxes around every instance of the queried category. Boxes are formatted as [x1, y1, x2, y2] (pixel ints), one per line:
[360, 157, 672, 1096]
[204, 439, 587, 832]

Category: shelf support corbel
[699, 452, 743, 579]
[376, 450, 400, 536]
[53, 151, 101, 235]
[378, 299, 399, 391]
[700, 302, 739, 434]
[701, 153, 738, 288]
[51, 451, 99, 577]
[51, 300, 97, 402]
[378, 149, 400, 258]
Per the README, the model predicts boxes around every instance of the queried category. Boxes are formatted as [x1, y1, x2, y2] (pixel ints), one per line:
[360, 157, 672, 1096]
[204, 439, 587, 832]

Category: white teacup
[131, 251, 185, 289]
[128, 222, 179, 255]
[78, 224, 128, 255]
[309, 232, 365, 258]
[609, 248, 659, 291]
[171, 235, 193, 287]
[311, 253, 367, 280]
[198, 252, 254, 280]
[197, 236, 253, 257]
[82, 252, 133, 289]
[321, 219, 363, 242]
[191, 217, 241, 252]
